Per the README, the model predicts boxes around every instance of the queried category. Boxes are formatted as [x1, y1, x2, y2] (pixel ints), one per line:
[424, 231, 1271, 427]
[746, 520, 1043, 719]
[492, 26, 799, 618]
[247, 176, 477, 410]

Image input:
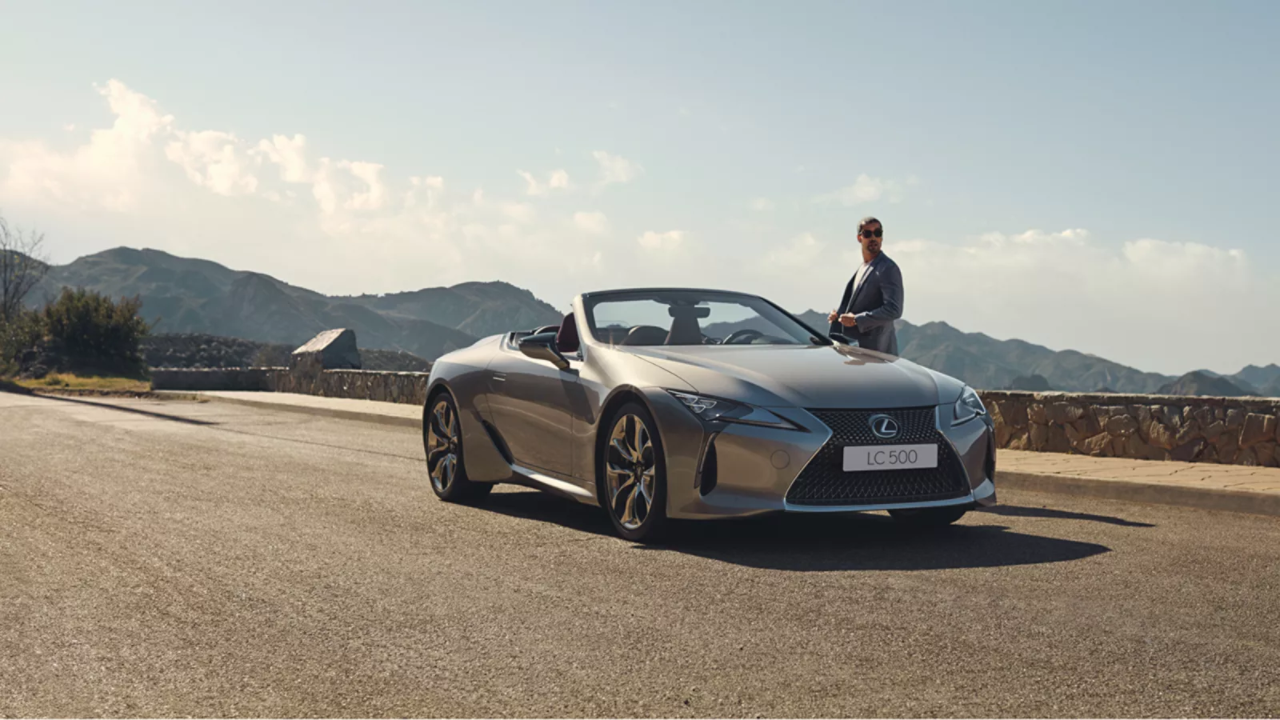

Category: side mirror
[518, 331, 571, 370]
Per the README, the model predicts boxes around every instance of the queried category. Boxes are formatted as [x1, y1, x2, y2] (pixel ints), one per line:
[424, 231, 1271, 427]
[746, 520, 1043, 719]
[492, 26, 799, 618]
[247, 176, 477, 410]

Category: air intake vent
[698, 436, 719, 496]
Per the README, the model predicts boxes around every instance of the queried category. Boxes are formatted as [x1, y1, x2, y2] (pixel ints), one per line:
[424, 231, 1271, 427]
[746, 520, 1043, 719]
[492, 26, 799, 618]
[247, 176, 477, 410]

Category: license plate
[843, 444, 938, 472]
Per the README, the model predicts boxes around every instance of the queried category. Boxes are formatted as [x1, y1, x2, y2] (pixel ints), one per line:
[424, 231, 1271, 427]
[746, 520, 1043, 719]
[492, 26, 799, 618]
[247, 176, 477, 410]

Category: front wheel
[424, 392, 492, 503]
[888, 505, 969, 528]
[600, 402, 668, 542]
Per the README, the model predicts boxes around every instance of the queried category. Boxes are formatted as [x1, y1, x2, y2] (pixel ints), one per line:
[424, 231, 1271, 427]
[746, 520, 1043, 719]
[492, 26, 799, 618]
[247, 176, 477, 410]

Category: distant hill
[1228, 363, 1280, 391]
[1200, 364, 1280, 397]
[894, 320, 1175, 394]
[26, 247, 1275, 389]
[788, 311, 1176, 393]
[1006, 374, 1053, 391]
[1157, 371, 1255, 397]
[33, 247, 562, 360]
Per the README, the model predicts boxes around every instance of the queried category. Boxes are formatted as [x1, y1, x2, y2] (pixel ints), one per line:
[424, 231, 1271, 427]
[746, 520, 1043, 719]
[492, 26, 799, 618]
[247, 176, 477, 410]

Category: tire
[599, 401, 668, 542]
[888, 505, 969, 528]
[423, 392, 493, 503]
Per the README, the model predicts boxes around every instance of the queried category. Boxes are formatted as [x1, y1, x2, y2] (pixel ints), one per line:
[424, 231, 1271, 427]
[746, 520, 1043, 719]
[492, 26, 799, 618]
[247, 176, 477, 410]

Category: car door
[485, 340, 581, 477]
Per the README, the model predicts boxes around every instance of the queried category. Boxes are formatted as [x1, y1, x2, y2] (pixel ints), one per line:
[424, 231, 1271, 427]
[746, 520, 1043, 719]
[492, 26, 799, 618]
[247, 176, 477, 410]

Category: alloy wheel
[605, 413, 656, 530]
[426, 398, 460, 493]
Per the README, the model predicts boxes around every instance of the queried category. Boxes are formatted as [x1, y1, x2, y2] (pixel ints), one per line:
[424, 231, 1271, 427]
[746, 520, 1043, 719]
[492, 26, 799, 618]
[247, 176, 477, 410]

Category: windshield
[583, 290, 827, 347]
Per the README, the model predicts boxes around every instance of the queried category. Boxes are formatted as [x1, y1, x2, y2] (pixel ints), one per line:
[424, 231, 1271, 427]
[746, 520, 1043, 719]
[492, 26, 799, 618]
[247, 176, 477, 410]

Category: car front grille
[785, 407, 971, 506]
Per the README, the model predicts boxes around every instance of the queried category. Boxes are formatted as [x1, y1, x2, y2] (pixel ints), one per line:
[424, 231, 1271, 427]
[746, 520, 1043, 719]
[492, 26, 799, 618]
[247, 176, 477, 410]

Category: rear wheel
[424, 392, 492, 503]
[888, 505, 969, 528]
[600, 402, 668, 542]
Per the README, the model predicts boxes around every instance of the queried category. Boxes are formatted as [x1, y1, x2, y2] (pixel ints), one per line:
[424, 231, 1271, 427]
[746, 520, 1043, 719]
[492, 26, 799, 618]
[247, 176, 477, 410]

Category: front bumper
[643, 389, 997, 520]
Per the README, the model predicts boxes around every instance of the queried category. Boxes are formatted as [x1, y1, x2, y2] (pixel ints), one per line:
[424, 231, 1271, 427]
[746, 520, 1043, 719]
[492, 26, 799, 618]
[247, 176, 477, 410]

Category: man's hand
[827, 309, 839, 324]
[838, 313, 858, 328]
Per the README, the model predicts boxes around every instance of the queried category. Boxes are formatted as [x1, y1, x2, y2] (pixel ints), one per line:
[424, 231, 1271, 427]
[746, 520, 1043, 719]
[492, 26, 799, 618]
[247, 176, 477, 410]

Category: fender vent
[698, 437, 719, 496]
[481, 420, 513, 464]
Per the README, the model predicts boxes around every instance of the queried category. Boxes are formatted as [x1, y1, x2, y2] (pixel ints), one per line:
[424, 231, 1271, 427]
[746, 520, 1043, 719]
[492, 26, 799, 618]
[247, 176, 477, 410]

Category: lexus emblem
[869, 414, 900, 439]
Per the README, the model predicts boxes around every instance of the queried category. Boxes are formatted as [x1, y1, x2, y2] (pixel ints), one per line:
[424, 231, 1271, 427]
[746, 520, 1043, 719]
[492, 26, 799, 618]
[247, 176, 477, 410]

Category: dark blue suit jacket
[828, 253, 904, 355]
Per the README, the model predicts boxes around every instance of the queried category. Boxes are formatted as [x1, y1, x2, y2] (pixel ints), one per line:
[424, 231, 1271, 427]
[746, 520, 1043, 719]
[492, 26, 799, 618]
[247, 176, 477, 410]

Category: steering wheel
[621, 325, 669, 346]
[723, 328, 765, 345]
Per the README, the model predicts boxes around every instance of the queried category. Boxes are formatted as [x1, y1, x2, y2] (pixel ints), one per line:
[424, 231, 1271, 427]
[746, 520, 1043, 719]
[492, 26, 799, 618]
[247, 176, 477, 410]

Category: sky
[1, 0, 1277, 376]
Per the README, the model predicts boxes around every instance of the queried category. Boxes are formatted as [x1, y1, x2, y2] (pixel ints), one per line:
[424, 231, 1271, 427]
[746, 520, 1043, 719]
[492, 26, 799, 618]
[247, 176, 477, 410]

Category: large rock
[1082, 432, 1111, 456]
[1240, 413, 1274, 448]
[291, 328, 362, 370]
[1174, 420, 1200, 446]
[1106, 414, 1139, 437]
[1202, 421, 1227, 442]
[1029, 422, 1049, 449]
[1046, 402, 1084, 425]
[1028, 403, 1047, 425]
[1170, 438, 1205, 462]
[1257, 442, 1278, 468]
[1236, 447, 1258, 466]
[1146, 420, 1176, 450]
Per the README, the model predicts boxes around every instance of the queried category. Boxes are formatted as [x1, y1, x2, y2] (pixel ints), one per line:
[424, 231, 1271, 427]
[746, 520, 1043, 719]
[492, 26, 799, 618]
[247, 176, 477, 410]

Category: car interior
[512, 312, 796, 350]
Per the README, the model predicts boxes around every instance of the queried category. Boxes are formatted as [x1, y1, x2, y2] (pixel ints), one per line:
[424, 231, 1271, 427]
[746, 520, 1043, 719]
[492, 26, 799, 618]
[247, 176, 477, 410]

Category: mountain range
[32, 247, 556, 362]
[26, 247, 1279, 397]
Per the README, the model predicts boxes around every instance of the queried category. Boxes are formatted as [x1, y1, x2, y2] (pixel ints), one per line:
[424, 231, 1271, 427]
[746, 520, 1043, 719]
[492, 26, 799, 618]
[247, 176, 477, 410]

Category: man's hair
[858, 216, 882, 231]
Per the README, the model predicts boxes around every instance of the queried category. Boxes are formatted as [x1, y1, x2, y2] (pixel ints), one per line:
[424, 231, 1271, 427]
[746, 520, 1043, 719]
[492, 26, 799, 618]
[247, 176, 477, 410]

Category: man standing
[827, 216, 904, 355]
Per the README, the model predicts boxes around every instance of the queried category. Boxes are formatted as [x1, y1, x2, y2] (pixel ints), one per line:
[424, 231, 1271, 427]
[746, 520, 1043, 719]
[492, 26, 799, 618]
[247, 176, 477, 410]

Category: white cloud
[255, 134, 310, 183]
[501, 202, 536, 224]
[750, 197, 774, 212]
[164, 130, 259, 196]
[4, 79, 1275, 373]
[886, 231, 1261, 373]
[637, 230, 685, 252]
[518, 168, 571, 196]
[0, 79, 173, 211]
[760, 232, 824, 270]
[310, 158, 341, 215]
[593, 150, 640, 186]
[573, 211, 609, 236]
[341, 161, 386, 211]
[815, 174, 908, 206]
[405, 175, 444, 210]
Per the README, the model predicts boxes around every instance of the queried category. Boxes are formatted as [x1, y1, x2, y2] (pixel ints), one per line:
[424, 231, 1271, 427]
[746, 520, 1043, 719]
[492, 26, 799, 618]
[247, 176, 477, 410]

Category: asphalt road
[2, 392, 1278, 718]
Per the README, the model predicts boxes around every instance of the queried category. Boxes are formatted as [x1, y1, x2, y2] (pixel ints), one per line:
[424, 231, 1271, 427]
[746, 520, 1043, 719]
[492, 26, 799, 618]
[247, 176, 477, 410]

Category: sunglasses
[860, 227, 883, 239]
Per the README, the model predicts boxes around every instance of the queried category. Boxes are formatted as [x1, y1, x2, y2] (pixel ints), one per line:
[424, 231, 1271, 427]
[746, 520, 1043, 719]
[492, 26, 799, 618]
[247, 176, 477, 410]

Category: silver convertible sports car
[422, 288, 997, 541]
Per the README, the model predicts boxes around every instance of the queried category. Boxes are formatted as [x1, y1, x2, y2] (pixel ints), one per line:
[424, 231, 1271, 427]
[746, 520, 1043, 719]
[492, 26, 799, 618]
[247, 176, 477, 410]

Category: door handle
[492, 372, 507, 382]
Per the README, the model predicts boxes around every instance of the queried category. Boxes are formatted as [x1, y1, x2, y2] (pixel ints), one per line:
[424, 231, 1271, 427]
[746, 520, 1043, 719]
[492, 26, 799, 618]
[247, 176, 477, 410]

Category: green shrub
[0, 309, 44, 376]
[39, 288, 150, 377]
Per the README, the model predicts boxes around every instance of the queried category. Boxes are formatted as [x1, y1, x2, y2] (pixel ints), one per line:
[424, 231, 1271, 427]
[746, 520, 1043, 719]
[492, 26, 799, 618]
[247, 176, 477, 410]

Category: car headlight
[952, 385, 987, 425]
[667, 390, 801, 431]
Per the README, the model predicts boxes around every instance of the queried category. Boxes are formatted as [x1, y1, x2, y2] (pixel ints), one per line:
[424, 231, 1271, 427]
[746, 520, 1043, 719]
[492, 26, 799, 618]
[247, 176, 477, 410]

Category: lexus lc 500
[421, 288, 996, 541]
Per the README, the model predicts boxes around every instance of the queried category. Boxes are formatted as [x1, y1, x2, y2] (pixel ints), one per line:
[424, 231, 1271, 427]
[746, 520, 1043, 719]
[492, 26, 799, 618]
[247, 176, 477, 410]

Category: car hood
[625, 344, 965, 409]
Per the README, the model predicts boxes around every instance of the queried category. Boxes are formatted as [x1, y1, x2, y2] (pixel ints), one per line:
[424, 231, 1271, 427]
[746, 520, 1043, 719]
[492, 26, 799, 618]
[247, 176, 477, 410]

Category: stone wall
[151, 365, 429, 406]
[153, 330, 1280, 468]
[271, 368, 429, 406]
[979, 391, 1280, 467]
[151, 328, 431, 406]
[151, 367, 278, 392]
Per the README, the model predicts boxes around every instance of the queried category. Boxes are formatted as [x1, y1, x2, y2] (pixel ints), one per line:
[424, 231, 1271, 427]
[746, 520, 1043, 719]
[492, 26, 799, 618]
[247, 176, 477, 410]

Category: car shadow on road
[479, 489, 1111, 571]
